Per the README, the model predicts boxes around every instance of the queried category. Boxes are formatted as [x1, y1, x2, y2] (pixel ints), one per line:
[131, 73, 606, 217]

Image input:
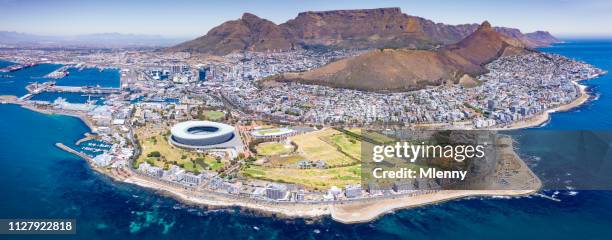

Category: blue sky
[1, 0, 610, 38]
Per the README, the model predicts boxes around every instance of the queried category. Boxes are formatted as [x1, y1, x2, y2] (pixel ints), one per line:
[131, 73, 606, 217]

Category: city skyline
[1, 0, 612, 38]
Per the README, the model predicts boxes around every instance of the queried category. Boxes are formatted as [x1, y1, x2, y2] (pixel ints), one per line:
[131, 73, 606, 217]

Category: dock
[19, 94, 33, 101]
[45, 65, 70, 79]
[0, 95, 19, 104]
[55, 142, 130, 181]
[46, 85, 122, 94]
[26, 82, 122, 94]
[0, 62, 38, 73]
[55, 143, 94, 161]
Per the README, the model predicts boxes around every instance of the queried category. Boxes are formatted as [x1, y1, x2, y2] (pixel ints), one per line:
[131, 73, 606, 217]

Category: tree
[147, 151, 161, 158]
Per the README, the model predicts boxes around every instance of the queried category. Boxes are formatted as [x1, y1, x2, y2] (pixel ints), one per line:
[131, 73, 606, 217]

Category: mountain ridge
[168, 7, 560, 55]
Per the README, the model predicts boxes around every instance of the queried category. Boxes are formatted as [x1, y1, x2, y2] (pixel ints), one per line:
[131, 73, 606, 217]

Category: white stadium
[169, 120, 242, 149]
[250, 127, 296, 139]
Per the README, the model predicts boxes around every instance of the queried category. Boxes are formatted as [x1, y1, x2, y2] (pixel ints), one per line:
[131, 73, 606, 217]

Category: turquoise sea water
[1, 40, 612, 239]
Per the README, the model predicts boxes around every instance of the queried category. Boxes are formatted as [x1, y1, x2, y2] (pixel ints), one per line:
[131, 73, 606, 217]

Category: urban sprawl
[0, 48, 604, 205]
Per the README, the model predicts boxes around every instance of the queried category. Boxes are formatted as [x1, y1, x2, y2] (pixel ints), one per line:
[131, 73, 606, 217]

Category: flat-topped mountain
[274, 21, 531, 91]
[168, 8, 560, 55]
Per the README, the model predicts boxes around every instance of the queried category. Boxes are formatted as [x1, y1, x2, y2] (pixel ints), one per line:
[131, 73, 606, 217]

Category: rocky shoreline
[53, 121, 541, 223]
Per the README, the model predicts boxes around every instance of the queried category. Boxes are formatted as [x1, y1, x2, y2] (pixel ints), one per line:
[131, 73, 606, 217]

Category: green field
[240, 128, 365, 189]
[289, 128, 358, 167]
[256, 142, 294, 156]
[202, 110, 225, 121]
[253, 128, 285, 135]
[241, 164, 361, 190]
[349, 128, 396, 144]
[329, 133, 361, 159]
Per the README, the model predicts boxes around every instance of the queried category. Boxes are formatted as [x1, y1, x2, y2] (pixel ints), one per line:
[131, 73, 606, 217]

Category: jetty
[0, 62, 38, 73]
[0, 95, 20, 104]
[46, 85, 121, 94]
[75, 133, 97, 145]
[55, 142, 130, 181]
[55, 143, 93, 161]
[45, 65, 70, 79]
[26, 82, 122, 95]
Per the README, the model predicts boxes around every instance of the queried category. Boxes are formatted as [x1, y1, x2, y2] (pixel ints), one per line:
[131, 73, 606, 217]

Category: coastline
[114, 134, 542, 224]
[493, 79, 591, 130]
[47, 115, 541, 223]
[330, 189, 536, 224]
[122, 176, 540, 224]
[5, 66, 590, 224]
[19, 104, 96, 130]
[13, 98, 547, 224]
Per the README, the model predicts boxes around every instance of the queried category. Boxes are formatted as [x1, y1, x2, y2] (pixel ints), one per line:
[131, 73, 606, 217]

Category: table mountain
[168, 8, 560, 55]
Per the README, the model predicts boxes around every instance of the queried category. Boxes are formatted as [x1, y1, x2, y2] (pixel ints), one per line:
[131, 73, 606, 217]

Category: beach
[330, 189, 536, 224]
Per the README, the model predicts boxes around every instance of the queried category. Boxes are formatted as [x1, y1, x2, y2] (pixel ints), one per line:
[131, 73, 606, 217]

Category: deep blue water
[0, 64, 119, 98]
[1, 40, 612, 239]
[0, 63, 62, 96]
[55, 67, 120, 88]
[0, 59, 13, 68]
[534, 40, 612, 129]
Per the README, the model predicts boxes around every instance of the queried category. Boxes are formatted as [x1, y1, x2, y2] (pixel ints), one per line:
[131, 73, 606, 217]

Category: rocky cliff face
[280, 7, 458, 49]
[168, 8, 560, 55]
[276, 21, 530, 91]
[525, 31, 563, 46]
[167, 13, 296, 55]
[445, 21, 528, 71]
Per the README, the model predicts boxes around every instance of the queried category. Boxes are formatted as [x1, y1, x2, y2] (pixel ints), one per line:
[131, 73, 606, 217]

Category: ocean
[53, 67, 120, 88]
[1, 40, 611, 239]
[0, 62, 62, 97]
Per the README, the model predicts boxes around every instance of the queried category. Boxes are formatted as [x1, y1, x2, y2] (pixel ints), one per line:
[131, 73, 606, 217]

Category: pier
[0, 95, 19, 104]
[45, 65, 70, 79]
[55, 142, 93, 161]
[55, 142, 131, 181]
[0, 62, 38, 73]
[19, 94, 33, 101]
[46, 85, 122, 94]
[26, 82, 122, 94]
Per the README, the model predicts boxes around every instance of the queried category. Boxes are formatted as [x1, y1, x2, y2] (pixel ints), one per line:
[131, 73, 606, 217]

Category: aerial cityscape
[1, 0, 612, 239]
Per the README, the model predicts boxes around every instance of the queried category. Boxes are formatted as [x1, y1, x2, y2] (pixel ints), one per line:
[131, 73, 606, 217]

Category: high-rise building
[487, 100, 497, 111]
[197, 67, 209, 81]
[344, 184, 362, 198]
[266, 183, 288, 200]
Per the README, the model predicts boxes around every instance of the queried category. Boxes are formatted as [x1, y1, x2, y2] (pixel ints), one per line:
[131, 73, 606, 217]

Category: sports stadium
[169, 120, 242, 149]
[250, 127, 296, 139]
